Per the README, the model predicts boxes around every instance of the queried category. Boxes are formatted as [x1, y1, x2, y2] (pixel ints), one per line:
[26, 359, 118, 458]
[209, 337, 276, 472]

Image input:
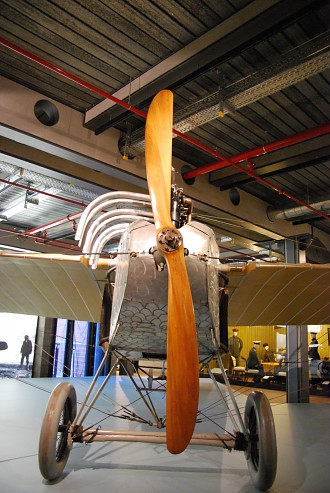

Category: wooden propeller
[145, 90, 199, 454]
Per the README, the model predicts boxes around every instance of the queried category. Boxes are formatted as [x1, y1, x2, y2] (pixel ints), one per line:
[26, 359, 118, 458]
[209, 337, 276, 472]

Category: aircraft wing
[0, 252, 329, 326]
[0, 252, 107, 322]
[226, 262, 330, 325]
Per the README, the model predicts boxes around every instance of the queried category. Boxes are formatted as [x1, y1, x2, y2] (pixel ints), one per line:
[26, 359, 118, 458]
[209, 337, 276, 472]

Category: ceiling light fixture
[219, 236, 233, 243]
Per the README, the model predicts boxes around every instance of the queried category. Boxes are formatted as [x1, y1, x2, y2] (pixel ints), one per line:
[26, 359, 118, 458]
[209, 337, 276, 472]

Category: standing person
[20, 335, 33, 369]
[308, 332, 321, 360]
[247, 341, 264, 382]
[228, 328, 243, 366]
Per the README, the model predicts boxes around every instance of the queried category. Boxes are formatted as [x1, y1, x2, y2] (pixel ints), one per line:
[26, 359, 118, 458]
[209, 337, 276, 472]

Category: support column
[63, 320, 74, 377]
[86, 322, 97, 376]
[286, 325, 309, 403]
[32, 317, 56, 377]
[285, 238, 309, 403]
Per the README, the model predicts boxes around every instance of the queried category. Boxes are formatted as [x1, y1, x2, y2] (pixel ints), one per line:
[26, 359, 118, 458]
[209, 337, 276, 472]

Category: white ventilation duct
[268, 200, 330, 221]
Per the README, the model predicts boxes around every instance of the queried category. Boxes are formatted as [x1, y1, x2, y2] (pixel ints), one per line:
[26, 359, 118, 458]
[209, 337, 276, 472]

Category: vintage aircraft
[0, 91, 329, 491]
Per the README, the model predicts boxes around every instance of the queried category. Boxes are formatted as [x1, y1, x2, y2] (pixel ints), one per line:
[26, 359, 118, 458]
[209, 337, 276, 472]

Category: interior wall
[228, 325, 276, 361]
[311, 325, 330, 360]
[228, 324, 330, 362]
[0, 76, 312, 242]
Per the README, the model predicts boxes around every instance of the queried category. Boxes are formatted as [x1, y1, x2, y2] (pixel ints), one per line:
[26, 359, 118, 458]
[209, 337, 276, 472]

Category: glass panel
[0, 313, 37, 376]
[71, 321, 89, 377]
[53, 319, 67, 377]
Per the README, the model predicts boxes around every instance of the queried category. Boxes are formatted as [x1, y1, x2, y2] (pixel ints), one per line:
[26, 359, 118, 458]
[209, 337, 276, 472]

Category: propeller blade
[145, 90, 199, 454]
[165, 246, 199, 454]
[145, 90, 172, 230]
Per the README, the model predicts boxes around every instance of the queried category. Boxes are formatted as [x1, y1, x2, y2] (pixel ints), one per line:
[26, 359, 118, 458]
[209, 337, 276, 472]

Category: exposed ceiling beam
[84, 0, 320, 134]
[1, 42, 327, 234]
[215, 153, 330, 191]
[219, 153, 330, 191]
[210, 137, 330, 189]
[173, 39, 330, 134]
[0, 127, 147, 192]
[84, 0, 280, 130]
[120, 43, 330, 158]
[184, 124, 330, 181]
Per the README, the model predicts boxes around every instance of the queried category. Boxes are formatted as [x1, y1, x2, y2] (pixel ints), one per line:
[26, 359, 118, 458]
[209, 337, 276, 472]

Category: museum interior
[0, 1, 329, 492]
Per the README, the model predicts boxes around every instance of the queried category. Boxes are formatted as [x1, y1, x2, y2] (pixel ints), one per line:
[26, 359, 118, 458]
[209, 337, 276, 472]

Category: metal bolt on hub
[157, 227, 183, 252]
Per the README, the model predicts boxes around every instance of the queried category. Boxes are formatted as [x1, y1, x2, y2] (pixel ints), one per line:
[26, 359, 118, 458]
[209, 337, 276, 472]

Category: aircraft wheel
[39, 382, 77, 481]
[244, 391, 277, 491]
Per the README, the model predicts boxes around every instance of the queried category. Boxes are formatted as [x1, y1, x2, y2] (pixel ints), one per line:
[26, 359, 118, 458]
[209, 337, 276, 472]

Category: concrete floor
[0, 375, 329, 493]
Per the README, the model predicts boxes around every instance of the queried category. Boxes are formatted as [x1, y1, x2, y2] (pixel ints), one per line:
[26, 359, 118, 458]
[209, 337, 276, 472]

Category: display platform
[0, 376, 329, 493]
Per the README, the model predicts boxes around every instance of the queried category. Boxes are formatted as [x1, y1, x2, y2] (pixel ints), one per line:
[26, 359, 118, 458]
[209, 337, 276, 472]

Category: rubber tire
[39, 382, 77, 481]
[244, 391, 277, 491]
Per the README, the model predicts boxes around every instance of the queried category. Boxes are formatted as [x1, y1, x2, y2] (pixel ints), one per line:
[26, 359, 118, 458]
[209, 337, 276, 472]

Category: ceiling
[0, 0, 329, 261]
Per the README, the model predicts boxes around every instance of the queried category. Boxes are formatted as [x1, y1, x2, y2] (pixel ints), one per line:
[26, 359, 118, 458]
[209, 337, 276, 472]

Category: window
[53, 319, 91, 377]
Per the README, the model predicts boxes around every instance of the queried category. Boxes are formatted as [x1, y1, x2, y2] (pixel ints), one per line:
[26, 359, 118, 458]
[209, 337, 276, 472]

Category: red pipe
[0, 178, 86, 235]
[0, 226, 80, 251]
[0, 178, 109, 236]
[1, 38, 329, 222]
[25, 212, 83, 235]
[176, 130, 330, 220]
[183, 123, 330, 179]
[34, 237, 81, 252]
[0, 39, 147, 121]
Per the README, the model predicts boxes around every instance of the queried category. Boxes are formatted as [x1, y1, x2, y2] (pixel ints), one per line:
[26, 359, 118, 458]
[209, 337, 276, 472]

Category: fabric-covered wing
[1, 252, 329, 327]
[0, 253, 104, 322]
[227, 263, 330, 326]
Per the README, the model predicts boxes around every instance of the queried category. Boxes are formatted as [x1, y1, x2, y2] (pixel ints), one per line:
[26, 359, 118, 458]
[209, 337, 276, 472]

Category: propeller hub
[157, 227, 183, 252]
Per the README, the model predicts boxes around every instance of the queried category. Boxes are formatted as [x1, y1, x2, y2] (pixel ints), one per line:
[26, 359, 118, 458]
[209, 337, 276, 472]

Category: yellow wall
[312, 325, 330, 360]
[228, 326, 276, 361]
[228, 324, 330, 361]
